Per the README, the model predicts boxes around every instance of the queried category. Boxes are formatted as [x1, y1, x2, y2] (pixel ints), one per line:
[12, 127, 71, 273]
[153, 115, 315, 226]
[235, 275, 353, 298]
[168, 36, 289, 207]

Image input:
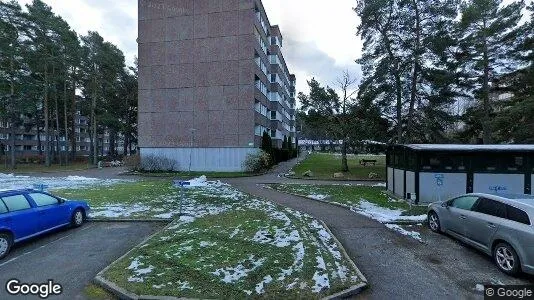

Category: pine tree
[0, 0, 35, 169]
[261, 131, 272, 152]
[457, 0, 525, 143]
[492, 3, 533, 142]
[356, 0, 406, 143]
[282, 136, 288, 150]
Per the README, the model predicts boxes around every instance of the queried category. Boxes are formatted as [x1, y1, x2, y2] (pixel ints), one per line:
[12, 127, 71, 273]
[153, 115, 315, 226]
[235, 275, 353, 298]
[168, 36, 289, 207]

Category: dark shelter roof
[395, 144, 534, 152]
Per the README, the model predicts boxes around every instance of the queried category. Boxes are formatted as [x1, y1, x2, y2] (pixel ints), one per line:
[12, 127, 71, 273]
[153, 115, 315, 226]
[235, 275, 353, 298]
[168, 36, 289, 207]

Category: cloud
[283, 38, 362, 95]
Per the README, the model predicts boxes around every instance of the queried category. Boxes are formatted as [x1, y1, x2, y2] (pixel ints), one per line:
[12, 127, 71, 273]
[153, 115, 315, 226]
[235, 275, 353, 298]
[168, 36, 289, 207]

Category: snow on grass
[352, 200, 427, 223]
[90, 204, 150, 218]
[255, 275, 273, 294]
[101, 179, 365, 298]
[385, 224, 423, 241]
[270, 184, 427, 224]
[127, 256, 155, 283]
[211, 255, 266, 284]
[0, 173, 131, 191]
[308, 194, 329, 200]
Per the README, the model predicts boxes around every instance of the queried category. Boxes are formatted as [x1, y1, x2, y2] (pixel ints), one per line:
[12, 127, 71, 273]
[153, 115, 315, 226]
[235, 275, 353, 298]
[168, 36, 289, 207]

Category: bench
[359, 159, 377, 166]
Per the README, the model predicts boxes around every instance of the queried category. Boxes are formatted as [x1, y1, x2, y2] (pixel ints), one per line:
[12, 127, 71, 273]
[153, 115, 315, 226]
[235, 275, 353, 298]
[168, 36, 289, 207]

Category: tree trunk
[341, 139, 348, 172]
[44, 68, 50, 167]
[9, 55, 16, 169]
[63, 76, 69, 166]
[54, 76, 61, 166]
[92, 73, 98, 165]
[382, 29, 404, 144]
[406, 0, 421, 144]
[394, 69, 403, 144]
[70, 69, 77, 159]
[341, 88, 349, 172]
[482, 22, 492, 144]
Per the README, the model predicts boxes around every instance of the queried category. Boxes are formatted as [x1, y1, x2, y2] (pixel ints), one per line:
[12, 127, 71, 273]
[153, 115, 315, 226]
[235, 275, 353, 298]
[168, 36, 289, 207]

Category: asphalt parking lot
[0, 221, 164, 300]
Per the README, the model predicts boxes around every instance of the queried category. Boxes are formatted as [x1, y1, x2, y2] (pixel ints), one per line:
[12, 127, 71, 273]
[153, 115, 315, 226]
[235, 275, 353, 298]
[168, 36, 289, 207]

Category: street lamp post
[188, 128, 196, 172]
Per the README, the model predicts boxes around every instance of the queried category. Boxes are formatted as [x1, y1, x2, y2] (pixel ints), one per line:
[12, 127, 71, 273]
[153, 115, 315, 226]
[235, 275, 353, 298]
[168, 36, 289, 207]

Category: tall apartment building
[138, 0, 297, 171]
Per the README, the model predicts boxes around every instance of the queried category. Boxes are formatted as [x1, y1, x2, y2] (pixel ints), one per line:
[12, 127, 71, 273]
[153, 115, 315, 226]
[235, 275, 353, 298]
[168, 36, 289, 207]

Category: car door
[0, 194, 42, 241]
[463, 198, 505, 251]
[442, 196, 480, 237]
[28, 192, 71, 230]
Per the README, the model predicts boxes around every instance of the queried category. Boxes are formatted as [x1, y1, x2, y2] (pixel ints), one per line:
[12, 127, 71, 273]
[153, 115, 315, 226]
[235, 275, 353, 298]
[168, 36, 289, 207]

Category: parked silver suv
[427, 193, 534, 276]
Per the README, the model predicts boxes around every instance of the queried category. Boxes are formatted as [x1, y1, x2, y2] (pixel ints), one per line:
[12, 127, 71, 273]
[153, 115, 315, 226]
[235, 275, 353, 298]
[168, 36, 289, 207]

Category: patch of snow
[308, 194, 329, 200]
[385, 224, 422, 241]
[154, 212, 174, 219]
[199, 241, 217, 248]
[255, 275, 273, 294]
[0, 173, 131, 191]
[211, 255, 266, 284]
[127, 256, 154, 283]
[352, 200, 426, 223]
[229, 228, 240, 238]
[251, 228, 301, 248]
[90, 204, 150, 218]
[176, 281, 192, 290]
[312, 272, 330, 293]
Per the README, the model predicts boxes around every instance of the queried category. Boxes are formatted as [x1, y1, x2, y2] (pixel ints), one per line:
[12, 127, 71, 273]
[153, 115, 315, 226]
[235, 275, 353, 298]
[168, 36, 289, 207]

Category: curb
[93, 221, 178, 300]
[318, 219, 368, 299]
[263, 186, 427, 226]
[88, 218, 172, 223]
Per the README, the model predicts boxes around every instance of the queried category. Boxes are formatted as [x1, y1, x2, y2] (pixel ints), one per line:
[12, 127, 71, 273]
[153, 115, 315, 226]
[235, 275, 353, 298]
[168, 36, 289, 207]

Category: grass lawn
[55, 180, 365, 298]
[53, 180, 185, 219]
[0, 162, 94, 173]
[269, 184, 427, 220]
[291, 153, 386, 181]
[83, 284, 116, 300]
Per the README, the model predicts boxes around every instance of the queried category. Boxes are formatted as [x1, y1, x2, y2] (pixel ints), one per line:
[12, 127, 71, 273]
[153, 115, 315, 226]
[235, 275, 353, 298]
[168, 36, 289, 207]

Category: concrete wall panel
[474, 174, 525, 195]
[420, 173, 467, 203]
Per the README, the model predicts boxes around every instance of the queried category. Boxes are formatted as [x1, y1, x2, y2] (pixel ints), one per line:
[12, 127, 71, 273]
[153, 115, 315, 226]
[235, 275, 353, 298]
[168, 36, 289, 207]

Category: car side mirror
[441, 202, 449, 208]
[58, 198, 65, 204]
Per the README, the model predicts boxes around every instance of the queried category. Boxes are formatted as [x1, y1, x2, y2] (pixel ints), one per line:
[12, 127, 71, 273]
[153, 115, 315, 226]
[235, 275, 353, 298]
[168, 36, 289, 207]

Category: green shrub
[243, 150, 272, 173]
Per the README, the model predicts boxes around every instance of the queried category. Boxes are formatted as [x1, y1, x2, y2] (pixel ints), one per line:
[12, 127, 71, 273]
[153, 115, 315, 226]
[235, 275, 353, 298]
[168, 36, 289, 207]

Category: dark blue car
[0, 189, 90, 259]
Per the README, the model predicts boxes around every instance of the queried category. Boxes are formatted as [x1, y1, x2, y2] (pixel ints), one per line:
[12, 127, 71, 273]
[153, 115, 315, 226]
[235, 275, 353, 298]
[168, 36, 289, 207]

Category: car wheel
[0, 233, 13, 260]
[428, 211, 441, 233]
[71, 209, 85, 228]
[494, 243, 521, 276]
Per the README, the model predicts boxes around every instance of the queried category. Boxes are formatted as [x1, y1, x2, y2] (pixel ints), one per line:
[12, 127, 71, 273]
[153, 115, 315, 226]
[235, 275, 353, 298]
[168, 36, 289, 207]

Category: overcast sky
[15, 0, 531, 96]
[16, 0, 362, 95]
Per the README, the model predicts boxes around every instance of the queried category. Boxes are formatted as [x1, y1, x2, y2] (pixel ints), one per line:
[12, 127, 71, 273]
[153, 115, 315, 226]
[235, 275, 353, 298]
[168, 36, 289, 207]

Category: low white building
[387, 144, 534, 204]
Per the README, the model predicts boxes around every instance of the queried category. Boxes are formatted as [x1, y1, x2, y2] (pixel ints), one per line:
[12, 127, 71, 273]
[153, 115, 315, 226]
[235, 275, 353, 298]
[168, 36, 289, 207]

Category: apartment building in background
[138, 0, 297, 171]
[0, 111, 133, 160]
